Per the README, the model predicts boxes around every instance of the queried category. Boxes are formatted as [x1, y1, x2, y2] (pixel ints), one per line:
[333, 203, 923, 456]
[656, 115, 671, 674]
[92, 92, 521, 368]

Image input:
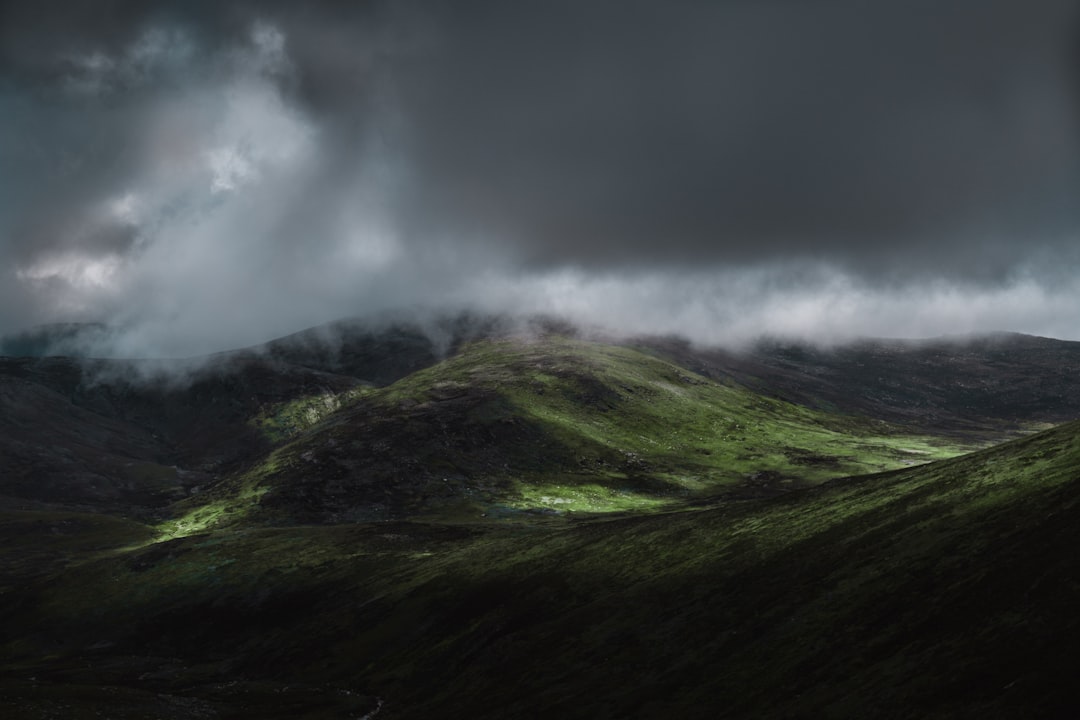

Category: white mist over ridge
[8, 264, 1080, 361]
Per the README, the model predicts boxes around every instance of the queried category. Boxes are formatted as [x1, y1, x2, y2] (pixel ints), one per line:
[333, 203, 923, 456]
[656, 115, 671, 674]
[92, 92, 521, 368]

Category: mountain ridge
[5, 315, 1080, 518]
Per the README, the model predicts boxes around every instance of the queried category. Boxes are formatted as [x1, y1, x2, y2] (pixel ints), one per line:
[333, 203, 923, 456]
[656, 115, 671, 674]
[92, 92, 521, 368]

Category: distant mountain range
[644, 330, 1080, 436]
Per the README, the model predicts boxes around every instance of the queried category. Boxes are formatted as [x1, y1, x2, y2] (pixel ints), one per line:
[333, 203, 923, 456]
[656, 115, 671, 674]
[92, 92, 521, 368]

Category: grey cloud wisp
[3, 0, 1080, 356]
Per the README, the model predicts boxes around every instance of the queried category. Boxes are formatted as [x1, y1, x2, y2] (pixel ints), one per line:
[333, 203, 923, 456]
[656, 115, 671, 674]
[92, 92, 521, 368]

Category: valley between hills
[3, 317, 1080, 718]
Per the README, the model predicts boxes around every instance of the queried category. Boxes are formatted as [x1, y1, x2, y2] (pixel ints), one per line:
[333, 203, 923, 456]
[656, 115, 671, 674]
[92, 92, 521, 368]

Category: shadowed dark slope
[641, 332, 1080, 437]
[0, 354, 359, 513]
[0, 320, 453, 513]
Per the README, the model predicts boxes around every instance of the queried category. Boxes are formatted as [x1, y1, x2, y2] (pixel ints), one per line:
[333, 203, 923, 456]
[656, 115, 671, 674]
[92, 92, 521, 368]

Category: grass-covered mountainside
[3, 317, 1080, 718]
[179, 335, 977, 531]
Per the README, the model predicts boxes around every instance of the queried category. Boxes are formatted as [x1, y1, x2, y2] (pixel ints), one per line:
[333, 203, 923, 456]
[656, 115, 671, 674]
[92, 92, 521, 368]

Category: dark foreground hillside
[3, 419, 1080, 718]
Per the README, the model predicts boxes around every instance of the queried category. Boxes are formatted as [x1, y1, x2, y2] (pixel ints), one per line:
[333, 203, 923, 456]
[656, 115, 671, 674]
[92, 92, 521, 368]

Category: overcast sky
[3, 0, 1080, 356]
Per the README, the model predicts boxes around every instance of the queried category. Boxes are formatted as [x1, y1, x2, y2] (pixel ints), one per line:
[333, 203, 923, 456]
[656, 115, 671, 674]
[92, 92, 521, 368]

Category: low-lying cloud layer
[3, 1, 1080, 356]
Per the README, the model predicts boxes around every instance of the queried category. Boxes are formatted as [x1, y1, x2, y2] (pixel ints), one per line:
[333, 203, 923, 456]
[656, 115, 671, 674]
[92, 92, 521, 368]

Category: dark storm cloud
[2, 1, 1080, 354]
[392, 1, 1080, 276]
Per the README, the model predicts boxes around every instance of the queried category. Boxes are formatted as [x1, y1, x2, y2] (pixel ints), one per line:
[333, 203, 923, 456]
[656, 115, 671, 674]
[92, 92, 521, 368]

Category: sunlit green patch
[510, 479, 674, 513]
[249, 387, 369, 443]
[155, 453, 281, 539]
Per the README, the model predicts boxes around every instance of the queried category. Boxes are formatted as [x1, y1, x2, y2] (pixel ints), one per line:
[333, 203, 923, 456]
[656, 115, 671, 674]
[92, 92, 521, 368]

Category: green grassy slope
[184, 336, 973, 527]
[4, 420, 1080, 718]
